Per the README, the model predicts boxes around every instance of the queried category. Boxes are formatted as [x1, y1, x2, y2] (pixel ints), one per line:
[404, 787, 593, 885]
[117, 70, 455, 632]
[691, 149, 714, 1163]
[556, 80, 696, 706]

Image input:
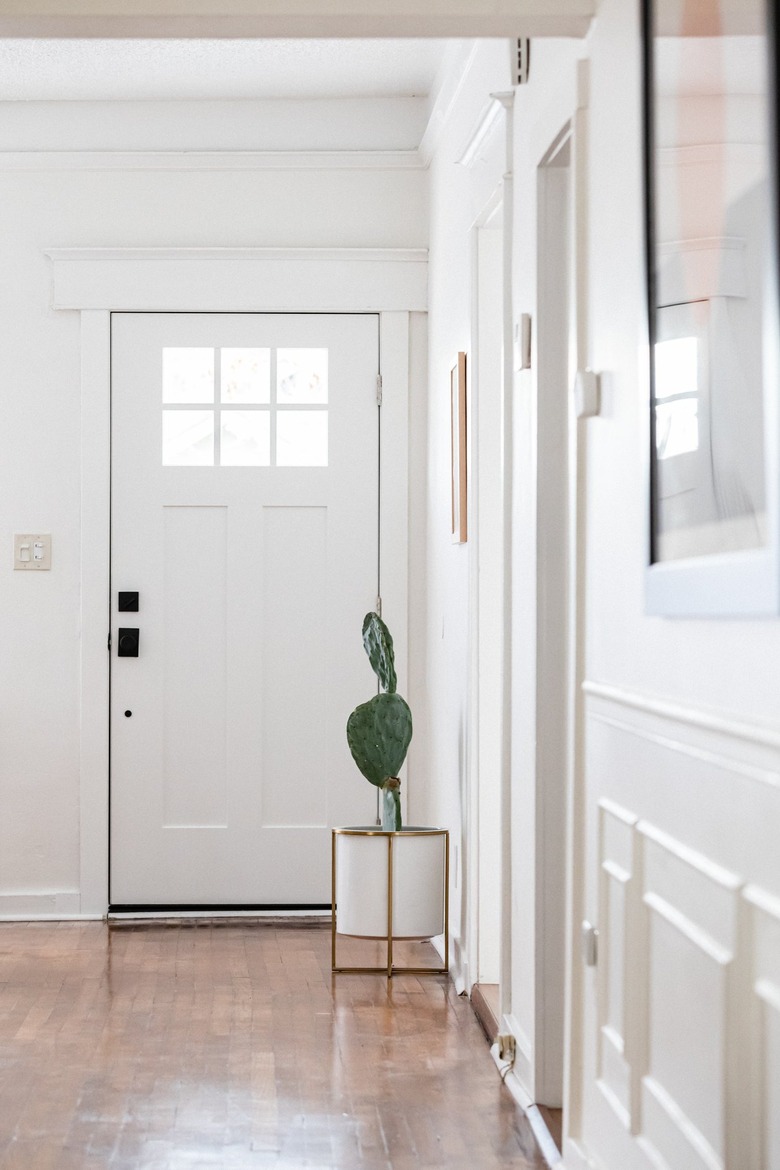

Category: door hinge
[107, 631, 112, 651]
[582, 920, 599, 967]
[376, 374, 383, 407]
[376, 595, 382, 617]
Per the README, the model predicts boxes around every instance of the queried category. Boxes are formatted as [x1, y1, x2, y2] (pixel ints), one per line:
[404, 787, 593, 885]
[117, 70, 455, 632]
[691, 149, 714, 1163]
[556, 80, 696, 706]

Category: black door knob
[118, 628, 139, 657]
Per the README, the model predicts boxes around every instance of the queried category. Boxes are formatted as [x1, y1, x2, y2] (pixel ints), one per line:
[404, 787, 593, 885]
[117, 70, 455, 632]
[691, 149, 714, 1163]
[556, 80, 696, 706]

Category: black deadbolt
[118, 628, 139, 657]
[124, 710, 132, 718]
[118, 591, 139, 612]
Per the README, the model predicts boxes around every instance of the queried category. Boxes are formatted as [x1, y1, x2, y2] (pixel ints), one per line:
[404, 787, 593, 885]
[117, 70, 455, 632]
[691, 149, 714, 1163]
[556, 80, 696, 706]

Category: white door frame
[466, 186, 505, 995]
[48, 246, 425, 915]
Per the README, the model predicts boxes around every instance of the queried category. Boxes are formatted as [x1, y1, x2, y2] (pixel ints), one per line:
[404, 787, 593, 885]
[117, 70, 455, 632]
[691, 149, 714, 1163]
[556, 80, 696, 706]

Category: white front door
[110, 312, 381, 907]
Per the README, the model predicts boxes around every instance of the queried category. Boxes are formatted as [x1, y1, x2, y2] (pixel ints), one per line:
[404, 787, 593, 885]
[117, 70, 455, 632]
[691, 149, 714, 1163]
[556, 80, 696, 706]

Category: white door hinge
[376, 374, 383, 407]
[376, 595, 382, 617]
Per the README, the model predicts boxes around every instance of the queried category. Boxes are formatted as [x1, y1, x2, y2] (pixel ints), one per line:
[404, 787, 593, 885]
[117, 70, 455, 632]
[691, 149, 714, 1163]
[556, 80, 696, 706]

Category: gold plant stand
[331, 827, 449, 978]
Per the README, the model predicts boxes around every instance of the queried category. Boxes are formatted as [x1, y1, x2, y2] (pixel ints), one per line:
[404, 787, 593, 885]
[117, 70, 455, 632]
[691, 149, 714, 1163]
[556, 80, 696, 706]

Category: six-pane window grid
[162, 347, 328, 467]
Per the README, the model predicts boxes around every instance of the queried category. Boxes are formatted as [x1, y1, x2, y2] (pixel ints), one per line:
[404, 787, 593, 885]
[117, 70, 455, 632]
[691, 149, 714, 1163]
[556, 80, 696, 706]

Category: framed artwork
[451, 352, 467, 544]
[642, 0, 780, 615]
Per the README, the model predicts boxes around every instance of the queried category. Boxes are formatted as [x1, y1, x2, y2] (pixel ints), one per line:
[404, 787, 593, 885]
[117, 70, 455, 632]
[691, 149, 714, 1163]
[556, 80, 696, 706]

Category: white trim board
[62, 248, 419, 915]
[583, 680, 780, 753]
[0, 891, 84, 918]
[0, 3, 595, 40]
[2, 150, 426, 172]
[47, 247, 428, 313]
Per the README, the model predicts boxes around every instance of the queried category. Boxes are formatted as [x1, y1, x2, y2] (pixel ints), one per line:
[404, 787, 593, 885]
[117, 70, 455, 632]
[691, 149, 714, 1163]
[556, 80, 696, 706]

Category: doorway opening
[531, 126, 574, 1140]
[469, 196, 505, 1034]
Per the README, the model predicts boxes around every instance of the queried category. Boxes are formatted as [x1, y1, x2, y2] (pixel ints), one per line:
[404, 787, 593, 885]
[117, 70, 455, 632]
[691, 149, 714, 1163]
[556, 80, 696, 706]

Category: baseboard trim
[0, 891, 82, 918]
[471, 982, 500, 1042]
[490, 1044, 564, 1167]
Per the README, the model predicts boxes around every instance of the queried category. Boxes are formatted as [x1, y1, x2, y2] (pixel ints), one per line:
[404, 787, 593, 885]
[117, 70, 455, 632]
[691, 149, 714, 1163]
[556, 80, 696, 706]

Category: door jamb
[67, 249, 422, 915]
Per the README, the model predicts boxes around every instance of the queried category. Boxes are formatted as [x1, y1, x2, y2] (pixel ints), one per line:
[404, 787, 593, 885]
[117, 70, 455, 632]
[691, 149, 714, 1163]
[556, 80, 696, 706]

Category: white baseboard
[431, 931, 466, 992]
[0, 890, 90, 919]
[490, 1043, 563, 1166]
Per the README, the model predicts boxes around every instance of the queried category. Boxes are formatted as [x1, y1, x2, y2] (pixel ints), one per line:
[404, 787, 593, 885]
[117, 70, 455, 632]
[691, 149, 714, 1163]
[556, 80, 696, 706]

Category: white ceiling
[0, 38, 451, 101]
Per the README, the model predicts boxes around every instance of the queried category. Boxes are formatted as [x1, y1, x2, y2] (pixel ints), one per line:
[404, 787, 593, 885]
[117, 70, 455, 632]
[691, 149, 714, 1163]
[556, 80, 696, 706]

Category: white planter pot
[333, 826, 448, 940]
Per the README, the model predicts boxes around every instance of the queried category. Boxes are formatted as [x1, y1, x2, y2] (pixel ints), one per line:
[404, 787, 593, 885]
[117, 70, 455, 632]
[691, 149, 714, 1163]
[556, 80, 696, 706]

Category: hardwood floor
[0, 921, 548, 1169]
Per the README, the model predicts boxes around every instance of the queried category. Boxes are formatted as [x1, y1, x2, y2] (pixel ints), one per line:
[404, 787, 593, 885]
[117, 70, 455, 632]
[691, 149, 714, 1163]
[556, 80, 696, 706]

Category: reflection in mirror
[648, 0, 771, 562]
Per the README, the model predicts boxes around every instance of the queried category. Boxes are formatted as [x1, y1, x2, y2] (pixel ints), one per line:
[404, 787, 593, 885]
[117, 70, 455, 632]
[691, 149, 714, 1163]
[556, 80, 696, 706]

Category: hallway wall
[0, 98, 427, 913]
[425, 12, 780, 1170]
[574, 2, 780, 1167]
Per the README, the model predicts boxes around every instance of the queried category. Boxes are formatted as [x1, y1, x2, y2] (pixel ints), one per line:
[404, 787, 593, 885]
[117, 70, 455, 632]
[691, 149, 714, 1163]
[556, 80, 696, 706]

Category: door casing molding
[64, 247, 423, 915]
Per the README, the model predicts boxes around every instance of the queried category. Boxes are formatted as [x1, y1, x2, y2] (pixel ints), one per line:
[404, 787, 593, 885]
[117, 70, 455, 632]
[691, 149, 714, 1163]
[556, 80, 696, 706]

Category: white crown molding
[0, 149, 426, 172]
[456, 92, 512, 169]
[418, 41, 480, 167]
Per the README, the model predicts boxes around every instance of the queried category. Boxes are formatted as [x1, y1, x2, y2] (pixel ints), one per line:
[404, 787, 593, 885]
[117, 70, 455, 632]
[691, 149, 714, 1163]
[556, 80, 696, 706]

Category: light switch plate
[14, 533, 52, 571]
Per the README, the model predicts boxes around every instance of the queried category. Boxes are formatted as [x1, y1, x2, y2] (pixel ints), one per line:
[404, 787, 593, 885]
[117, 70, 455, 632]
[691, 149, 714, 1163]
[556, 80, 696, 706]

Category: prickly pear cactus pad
[346, 692, 412, 787]
[361, 611, 397, 694]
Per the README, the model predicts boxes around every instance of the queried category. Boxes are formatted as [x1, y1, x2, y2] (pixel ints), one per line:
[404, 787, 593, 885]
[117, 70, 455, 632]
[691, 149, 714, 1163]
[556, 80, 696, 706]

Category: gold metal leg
[387, 834, 394, 979]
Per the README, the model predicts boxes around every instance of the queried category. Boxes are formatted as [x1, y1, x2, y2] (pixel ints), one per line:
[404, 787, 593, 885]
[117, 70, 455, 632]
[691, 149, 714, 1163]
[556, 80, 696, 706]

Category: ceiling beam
[0, 0, 595, 38]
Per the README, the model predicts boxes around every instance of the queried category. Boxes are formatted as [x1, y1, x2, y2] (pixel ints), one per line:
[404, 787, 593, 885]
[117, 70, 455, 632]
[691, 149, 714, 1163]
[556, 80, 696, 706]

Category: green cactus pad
[346, 692, 412, 787]
[362, 612, 397, 694]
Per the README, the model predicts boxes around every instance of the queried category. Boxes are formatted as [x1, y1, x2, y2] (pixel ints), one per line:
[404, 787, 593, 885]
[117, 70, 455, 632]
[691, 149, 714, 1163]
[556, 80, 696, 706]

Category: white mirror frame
[642, 0, 780, 617]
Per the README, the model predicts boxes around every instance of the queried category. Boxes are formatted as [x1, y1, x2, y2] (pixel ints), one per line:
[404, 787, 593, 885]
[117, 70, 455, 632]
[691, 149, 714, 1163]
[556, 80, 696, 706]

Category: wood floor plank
[0, 922, 548, 1169]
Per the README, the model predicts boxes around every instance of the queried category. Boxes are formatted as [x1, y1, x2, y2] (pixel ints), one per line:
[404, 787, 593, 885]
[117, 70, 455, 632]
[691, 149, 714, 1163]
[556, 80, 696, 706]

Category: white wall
[426, 12, 780, 1169]
[421, 40, 512, 985]
[0, 98, 427, 914]
[574, 2, 780, 1167]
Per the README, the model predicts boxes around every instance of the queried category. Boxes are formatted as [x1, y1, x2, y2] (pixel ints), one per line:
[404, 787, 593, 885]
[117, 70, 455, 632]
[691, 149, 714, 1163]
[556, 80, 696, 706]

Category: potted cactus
[332, 612, 448, 971]
[346, 612, 412, 831]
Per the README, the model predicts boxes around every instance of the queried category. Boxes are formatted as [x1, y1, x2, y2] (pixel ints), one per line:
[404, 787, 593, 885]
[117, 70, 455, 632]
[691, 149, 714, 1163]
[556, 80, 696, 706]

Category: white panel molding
[0, 150, 426, 172]
[46, 247, 428, 313]
[584, 680, 780, 753]
[596, 799, 639, 1132]
[636, 821, 746, 1170]
[743, 884, 780, 1170]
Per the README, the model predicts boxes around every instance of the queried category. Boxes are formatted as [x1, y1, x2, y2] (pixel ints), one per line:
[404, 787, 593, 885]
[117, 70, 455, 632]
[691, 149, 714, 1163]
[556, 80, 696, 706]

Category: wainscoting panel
[597, 799, 638, 1129]
[577, 683, 780, 1170]
[744, 885, 780, 1170]
[637, 822, 742, 1170]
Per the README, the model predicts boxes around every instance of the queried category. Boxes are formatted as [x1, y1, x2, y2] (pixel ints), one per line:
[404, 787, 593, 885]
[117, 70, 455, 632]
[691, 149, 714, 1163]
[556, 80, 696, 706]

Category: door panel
[110, 312, 380, 905]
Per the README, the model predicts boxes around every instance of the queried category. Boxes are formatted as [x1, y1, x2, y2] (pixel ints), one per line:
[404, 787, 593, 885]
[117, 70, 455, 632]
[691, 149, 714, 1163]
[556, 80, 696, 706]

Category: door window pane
[163, 410, 214, 466]
[277, 348, 328, 404]
[221, 348, 271, 404]
[277, 411, 328, 467]
[163, 348, 214, 404]
[221, 411, 271, 466]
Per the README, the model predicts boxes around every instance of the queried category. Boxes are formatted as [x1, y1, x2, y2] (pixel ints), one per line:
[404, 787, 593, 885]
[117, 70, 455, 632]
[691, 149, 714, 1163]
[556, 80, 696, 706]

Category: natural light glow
[654, 337, 699, 459]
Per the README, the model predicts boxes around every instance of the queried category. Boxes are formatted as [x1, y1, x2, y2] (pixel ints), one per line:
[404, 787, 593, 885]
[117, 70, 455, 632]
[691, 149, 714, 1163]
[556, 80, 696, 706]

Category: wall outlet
[497, 1033, 516, 1062]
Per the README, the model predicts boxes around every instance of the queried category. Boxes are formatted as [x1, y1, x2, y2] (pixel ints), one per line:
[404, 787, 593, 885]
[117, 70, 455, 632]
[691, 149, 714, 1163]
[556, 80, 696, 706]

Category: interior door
[110, 312, 380, 907]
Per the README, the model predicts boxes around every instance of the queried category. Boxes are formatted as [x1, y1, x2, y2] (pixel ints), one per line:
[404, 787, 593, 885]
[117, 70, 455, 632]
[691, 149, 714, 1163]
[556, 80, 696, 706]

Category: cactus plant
[346, 612, 412, 831]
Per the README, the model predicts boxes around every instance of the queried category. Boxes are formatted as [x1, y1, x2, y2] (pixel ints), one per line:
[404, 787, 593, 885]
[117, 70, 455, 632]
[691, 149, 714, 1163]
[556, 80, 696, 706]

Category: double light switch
[14, 533, 52, 571]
